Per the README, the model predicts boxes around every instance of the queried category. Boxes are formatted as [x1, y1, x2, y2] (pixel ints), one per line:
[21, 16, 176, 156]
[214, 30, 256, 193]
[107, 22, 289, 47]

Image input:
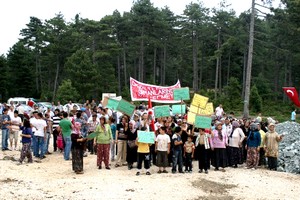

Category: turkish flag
[283, 87, 300, 107]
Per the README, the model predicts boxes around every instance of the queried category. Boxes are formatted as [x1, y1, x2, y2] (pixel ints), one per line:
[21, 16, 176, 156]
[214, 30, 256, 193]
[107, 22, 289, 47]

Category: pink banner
[130, 77, 181, 103]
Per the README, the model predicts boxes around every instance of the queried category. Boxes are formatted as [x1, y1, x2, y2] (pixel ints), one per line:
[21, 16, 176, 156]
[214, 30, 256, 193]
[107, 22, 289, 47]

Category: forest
[0, 0, 300, 119]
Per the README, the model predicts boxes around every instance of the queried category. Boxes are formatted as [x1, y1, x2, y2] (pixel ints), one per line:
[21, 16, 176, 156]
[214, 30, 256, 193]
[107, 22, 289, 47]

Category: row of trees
[0, 0, 300, 115]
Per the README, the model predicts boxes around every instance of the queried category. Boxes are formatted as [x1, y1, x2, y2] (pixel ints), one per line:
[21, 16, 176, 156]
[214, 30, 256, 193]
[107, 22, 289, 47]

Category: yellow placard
[205, 102, 214, 115]
[191, 94, 209, 109]
[189, 105, 199, 114]
[187, 112, 196, 125]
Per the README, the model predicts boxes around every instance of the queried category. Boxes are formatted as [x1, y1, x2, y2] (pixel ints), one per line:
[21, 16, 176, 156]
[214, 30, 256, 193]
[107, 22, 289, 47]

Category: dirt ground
[0, 143, 300, 200]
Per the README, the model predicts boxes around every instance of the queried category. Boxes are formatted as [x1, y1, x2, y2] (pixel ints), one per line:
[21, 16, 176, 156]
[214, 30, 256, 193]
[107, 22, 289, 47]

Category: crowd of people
[0, 101, 284, 175]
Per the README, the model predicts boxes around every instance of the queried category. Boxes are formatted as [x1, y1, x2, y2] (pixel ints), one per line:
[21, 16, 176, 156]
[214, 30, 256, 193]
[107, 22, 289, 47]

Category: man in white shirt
[9, 110, 22, 150]
[32, 113, 47, 159]
[215, 104, 224, 120]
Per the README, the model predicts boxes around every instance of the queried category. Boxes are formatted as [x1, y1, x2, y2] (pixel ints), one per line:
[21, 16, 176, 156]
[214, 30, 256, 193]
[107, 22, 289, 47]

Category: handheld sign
[106, 98, 119, 110]
[187, 112, 196, 125]
[117, 99, 135, 116]
[173, 87, 190, 101]
[191, 94, 209, 109]
[154, 105, 170, 118]
[172, 104, 186, 115]
[138, 131, 156, 144]
[87, 132, 97, 139]
[194, 115, 212, 129]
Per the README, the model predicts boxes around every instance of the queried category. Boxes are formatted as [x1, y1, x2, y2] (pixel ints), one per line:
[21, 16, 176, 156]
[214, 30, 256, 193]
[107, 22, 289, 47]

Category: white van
[7, 97, 30, 105]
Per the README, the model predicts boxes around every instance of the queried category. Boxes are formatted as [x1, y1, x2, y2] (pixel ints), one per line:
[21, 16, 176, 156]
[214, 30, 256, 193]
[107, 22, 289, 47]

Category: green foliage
[56, 79, 80, 104]
[250, 85, 263, 113]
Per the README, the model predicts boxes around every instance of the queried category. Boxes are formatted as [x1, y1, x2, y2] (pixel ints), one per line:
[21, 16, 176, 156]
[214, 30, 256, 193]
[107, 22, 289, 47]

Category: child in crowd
[18, 119, 33, 164]
[172, 126, 184, 174]
[155, 126, 170, 173]
[135, 127, 151, 176]
[184, 135, 195, 173]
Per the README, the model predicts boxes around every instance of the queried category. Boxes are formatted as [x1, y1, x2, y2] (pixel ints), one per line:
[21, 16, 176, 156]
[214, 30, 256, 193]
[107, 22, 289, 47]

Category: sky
[0, 0, 279, 55]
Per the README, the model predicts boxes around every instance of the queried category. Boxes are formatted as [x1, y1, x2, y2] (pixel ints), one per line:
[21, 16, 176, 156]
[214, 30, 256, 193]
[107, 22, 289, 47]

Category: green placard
[173, 87, 190, 101]
[195, 115, 212, 129]
[154, 105, 170, 118]
[137, 131, 156, 144]
[106, 98, 119, 110]
[172, 104, 186, 115]
[87, 132, 97, 139]
[116, 99, 135, 116]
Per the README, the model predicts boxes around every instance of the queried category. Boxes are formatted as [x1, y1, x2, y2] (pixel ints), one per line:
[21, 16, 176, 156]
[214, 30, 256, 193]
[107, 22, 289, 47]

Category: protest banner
[191, 94, 209, 109]
[172, 104, 186, 115]
[106, 98, 119, 110]
[194, 115, 212, 129]
[173, 87, 190, 101]
[187, 112, 196, 125]
[137, 131, 156, 144]
[130, 77, 181, 103]
[116, 99, 135, 116]
[154, 105, 170, 118]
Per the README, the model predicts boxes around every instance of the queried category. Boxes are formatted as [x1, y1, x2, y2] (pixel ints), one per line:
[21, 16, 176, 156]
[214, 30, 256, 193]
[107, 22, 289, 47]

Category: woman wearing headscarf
[94, 116, 112, 170]
[126, 120, 138, 170]
[71, 122, 87, 174]
[227, 121, 245, 168]
[246, 123, 261, 169]
[210, 122, 228, 172]
[264, 123, 283, 171]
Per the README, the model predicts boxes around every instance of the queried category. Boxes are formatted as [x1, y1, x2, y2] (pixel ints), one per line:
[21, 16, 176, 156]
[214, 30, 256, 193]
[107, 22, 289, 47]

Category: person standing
[108, 117, 116, 161]
[9, 110, 22, 150]
[215, 104, 224, 120]
[94, 116, 112, 170]
[184, 135, 195, 173]
[126, 120, 137, 170]
[115, 116, 129, 167]
[171, 126, 184, 174]
[1, 108, 11, 151]
[195, 128, 210, 174]
[87, 114, 99, 154]
[71, 122, 87, 174]
[246, 123, 261, 170]
[155, 126, 171, 174]
[59, 112, 73, 160]
[264, 123, 283, 171]
[210, 122, 228, 172]
[18, 119, 33, 164]
[33, 113, 47, 159]
[52, 110, 62, 152]
[291, 109, 296, 122]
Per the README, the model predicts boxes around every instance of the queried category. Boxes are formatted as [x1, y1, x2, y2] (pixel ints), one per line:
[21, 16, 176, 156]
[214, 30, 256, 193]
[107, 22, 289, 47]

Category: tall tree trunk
[274, 49, 280, 101]
[192, 32, 198, 91]
[153, 48, 156, 84]
[117, 56, 121, 95]
[139, 27, 145, 82]
[219, 56, 222, 93]
[53, 55, 60, 101]
[214, 28, 221, 100]
[35, 55, 39, 94]
[160, 49, 163, 84]
[227, 50, 231, 85]
[242, 49, 247, 99]
[123, 44, 127, 87]
[243, 0, 255, 118]
[199, 42, 204, 90]
[163, 43, 167, 85]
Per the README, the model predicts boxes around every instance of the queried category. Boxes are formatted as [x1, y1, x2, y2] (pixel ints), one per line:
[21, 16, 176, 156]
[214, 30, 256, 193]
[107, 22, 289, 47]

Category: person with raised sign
[155, 126, 171, 174]
[135, 127, 151, 176]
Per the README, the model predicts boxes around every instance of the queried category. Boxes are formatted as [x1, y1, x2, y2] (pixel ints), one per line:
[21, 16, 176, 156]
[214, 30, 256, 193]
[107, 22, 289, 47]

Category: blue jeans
[172, 150, 183, 172]
[63, 136, 72, 160]
[43, 133, 51, 155]
[34, 136, 45, 158]
[1, 129, 9, 150]
[31, 134, 36, 151]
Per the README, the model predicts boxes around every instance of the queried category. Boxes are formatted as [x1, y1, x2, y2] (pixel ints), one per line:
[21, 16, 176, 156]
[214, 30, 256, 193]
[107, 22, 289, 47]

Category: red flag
[283, 87, 300, 107]
[148, 96, 155, 131]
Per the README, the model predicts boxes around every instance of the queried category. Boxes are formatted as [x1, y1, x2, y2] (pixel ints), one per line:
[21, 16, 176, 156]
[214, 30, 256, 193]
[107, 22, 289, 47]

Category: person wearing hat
[264, 123, 283, 171]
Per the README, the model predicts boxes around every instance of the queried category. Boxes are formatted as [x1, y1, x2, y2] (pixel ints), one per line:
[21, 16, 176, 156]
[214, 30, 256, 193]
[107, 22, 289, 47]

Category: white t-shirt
[215, 107, 224, 117]
[11, 116, 22, 131]
[30, 117, 38, 132]
[34, 119, 47, 137]
[17, 106, 24, 115]
[155, 134, 170, 151]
